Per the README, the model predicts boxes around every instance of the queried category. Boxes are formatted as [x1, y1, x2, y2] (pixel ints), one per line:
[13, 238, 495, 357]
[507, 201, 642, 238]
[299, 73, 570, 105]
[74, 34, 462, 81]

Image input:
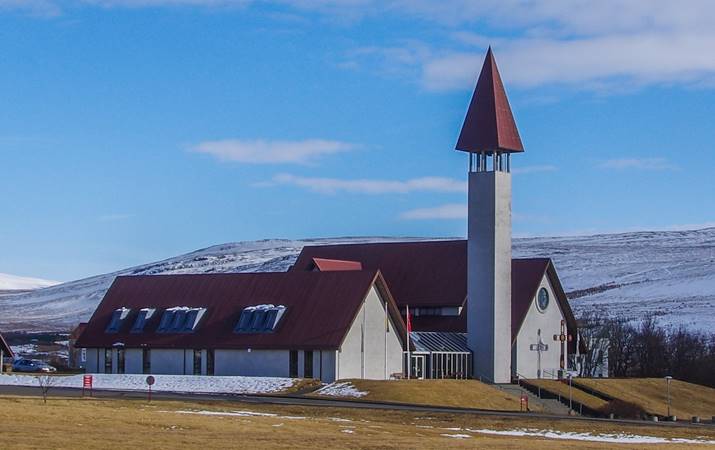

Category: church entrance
[410, 355, 426, 379]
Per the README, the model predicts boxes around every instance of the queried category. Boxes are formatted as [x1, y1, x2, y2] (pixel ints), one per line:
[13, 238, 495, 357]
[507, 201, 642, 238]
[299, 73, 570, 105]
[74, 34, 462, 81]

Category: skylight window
[234, 304, 286, 334]
[130, 308, 156, 333]
[105, 307, 131, 333]
[156, 307, 206, 333]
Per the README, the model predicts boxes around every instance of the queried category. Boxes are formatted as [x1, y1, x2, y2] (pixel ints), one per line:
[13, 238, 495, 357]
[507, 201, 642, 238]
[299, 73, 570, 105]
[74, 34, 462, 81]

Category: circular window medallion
[537, 287, 549, 312]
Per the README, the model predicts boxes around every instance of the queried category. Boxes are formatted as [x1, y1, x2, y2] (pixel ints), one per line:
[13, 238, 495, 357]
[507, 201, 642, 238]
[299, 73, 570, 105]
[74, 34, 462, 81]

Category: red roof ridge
[311, 257, 363, 272]
[456, 47, 524, 154]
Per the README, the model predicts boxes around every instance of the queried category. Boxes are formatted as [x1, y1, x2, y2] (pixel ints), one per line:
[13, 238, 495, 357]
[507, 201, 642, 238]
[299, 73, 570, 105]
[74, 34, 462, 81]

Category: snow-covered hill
[0, 229, 713, 332]
[0, 273, 58, 292]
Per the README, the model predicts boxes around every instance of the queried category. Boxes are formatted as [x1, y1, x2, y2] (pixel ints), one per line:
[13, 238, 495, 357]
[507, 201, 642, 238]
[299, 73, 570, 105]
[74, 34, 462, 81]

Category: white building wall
[86, 348, 101, 373]
[336, 286, 403, 380]
[214, 349, 290, 377]
[320, 350, 337, 383]
[125, 349, 143, 374]
[151, 349, 186, 374]
[514, 274, 567, 379]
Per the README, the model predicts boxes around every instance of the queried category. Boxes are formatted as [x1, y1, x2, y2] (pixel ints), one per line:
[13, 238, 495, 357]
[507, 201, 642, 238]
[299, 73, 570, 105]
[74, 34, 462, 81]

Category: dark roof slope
[292, 240, 467, 308]
[292, 241, 577, 347]
[455, 47, 524, 154]
[76, 270, 405, 350]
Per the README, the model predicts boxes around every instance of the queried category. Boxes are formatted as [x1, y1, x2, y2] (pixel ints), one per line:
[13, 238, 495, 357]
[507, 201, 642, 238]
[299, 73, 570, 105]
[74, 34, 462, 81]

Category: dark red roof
[312, 258, 363, 272]
[76, 270, 406, 351]
[293, 241, 576, 345]
[456, 47, 524, 154]
[293, 240, 467, 308]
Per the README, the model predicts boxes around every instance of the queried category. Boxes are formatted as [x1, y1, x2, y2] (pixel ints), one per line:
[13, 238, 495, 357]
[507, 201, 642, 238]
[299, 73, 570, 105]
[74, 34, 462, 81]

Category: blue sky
[1, 0, 714, 282]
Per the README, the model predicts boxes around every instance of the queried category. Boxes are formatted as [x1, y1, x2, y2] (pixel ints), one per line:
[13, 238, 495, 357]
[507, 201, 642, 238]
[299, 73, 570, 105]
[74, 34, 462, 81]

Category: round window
[537, 287, 549, 312]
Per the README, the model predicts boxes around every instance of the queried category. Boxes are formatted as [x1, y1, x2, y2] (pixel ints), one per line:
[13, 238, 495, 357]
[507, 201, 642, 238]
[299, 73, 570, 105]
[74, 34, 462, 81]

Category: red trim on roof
[456, 47, 524, 154]
[312, 257, 363, 272]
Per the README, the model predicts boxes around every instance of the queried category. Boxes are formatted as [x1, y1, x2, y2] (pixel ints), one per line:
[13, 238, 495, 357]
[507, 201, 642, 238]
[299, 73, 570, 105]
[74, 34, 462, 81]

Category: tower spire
[456, 47, 524, 154]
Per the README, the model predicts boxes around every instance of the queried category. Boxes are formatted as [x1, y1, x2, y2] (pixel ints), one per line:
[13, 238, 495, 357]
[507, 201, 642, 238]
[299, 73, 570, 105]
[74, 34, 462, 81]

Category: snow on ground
[441, 434, 471, 439]
[314, 381, 368, 398]
[0, 373, 295, 394]
[462, 428, 715, 445]
[0, 273, 58, 291]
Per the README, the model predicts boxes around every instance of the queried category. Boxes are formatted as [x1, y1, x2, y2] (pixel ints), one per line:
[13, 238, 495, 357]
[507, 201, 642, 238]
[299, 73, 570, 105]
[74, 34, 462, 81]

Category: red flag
[406, 305, 412, 334]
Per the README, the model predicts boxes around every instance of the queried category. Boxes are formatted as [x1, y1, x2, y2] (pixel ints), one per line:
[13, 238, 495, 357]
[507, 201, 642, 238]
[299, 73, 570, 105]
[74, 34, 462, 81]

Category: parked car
[12, 359, 57, 373]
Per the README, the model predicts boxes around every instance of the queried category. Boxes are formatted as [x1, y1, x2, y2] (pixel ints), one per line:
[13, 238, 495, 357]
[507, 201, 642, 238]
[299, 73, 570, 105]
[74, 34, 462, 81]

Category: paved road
[0, 384, 711, 430]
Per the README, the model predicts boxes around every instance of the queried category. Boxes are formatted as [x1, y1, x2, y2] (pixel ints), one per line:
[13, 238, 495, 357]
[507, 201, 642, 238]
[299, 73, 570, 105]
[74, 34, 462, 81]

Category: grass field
[525, 379, 609, 412]
[1, 395, 714, 449]
[573, 378, 715, 419]
[313, 379, 543, 411]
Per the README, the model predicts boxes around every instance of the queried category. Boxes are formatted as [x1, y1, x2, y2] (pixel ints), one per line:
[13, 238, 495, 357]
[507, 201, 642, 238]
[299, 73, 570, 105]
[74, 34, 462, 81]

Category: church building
[76, 48, 577, 383]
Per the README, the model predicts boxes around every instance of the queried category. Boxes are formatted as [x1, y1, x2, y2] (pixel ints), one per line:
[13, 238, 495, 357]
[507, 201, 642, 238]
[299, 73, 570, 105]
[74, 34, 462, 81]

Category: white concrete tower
[456, 48, 524, 384]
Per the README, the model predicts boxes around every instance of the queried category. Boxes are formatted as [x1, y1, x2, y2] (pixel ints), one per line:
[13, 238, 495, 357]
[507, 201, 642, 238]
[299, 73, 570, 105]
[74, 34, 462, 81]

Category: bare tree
[36, 375, 57, 404]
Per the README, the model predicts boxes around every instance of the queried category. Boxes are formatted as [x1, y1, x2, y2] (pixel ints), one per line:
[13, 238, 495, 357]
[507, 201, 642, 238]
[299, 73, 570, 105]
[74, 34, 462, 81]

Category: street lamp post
[665, 376, 673, 419]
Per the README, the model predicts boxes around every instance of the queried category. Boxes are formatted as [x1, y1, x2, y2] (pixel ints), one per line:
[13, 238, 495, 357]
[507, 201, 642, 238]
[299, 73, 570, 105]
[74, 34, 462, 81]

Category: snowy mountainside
[0, 229, 713, 332]
[0, 273, 59, 292]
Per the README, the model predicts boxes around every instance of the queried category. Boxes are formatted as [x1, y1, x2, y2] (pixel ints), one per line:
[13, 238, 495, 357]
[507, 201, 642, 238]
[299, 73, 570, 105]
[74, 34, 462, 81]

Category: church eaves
[455, 47, 524, 154]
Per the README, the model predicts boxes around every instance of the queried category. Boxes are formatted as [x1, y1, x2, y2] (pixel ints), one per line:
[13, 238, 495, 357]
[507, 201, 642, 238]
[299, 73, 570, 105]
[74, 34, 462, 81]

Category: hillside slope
[0, 228, 713, 332]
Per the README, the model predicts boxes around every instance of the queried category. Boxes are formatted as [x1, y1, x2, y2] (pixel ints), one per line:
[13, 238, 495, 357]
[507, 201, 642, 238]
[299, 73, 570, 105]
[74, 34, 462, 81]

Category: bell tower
[456, 47, 523, 384]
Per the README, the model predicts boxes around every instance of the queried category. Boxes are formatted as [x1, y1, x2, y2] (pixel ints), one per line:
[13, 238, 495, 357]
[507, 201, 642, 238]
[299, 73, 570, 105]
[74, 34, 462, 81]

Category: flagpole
[406, 305, 411, 380]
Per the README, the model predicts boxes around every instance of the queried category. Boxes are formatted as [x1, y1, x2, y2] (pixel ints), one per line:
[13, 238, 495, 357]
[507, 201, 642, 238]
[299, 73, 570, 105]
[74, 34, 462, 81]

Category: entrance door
[411, 355, 426, 380]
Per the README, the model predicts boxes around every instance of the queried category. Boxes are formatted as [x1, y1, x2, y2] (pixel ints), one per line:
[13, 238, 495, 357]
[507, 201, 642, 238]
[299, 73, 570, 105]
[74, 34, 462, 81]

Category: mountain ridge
[0, 229, 713, 332]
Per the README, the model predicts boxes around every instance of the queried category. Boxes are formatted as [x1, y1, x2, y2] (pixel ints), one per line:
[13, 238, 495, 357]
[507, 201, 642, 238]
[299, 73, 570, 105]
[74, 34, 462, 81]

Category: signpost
[82, 374, 93, 397]
[146, 375, 155, 403]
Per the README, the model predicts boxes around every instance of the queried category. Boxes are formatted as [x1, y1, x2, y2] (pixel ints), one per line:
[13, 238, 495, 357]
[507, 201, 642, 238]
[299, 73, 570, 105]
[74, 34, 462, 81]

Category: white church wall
[124, 348, 143, 374]
[514, 274, 567, 379]
[337, 286, 403, 380]
[214, 349, 289, 377]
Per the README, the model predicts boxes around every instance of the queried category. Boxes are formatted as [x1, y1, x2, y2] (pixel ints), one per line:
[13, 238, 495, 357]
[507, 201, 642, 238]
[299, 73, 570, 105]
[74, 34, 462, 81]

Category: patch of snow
[341, 429, 355, 434]
[0, 373, 295, 394]
[0, 273, 59, 291]
[441, 434, 471, 439]
[466, 428, 715, 445]
[314, 382, 368, 398]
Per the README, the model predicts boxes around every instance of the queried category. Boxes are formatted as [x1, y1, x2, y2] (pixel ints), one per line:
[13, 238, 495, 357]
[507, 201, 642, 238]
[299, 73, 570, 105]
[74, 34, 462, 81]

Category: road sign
[82, 374, 93, 397]
[146, 375, 155, 386]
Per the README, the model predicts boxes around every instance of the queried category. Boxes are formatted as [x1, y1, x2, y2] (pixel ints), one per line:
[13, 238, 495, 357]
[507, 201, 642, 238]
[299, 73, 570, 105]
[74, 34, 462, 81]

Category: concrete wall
[125, 349, 143, 374]
[336, 286, 403, 380]
[215, 349, 289, 377]
[468, 170, 512, 383]
[514, 274, 567, 379]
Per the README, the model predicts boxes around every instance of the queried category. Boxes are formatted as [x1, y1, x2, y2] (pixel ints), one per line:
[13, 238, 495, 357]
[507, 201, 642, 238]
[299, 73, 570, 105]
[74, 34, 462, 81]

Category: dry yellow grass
[573, 378, 715, 419]
[313, 379, 544, 411]
[526, 379, 609, 412]
[0, 395, 714, 449]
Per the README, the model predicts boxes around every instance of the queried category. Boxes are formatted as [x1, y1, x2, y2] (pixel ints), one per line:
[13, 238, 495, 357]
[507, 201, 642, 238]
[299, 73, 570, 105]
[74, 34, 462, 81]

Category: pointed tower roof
[455, 47, 524, 153]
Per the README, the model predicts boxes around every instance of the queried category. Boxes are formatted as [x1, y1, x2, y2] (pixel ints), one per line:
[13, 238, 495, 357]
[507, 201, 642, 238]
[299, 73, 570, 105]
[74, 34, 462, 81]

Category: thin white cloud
[192, 139, 355, 165]
[263, 173, 466, 194]
[400, 203, 466, 220]
[597, 157, 678, 171]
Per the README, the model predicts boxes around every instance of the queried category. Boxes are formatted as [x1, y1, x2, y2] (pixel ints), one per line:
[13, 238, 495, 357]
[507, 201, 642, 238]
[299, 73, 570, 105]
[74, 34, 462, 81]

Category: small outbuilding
[0, 331, 14, 373]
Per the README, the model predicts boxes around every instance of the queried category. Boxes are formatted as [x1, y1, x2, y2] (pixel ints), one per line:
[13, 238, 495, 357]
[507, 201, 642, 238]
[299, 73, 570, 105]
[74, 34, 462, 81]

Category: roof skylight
[130, 308, 156, 333]
[105, 307, 131, 333]
[156, 307, 207, 333]
[234, 304, 286, 334]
